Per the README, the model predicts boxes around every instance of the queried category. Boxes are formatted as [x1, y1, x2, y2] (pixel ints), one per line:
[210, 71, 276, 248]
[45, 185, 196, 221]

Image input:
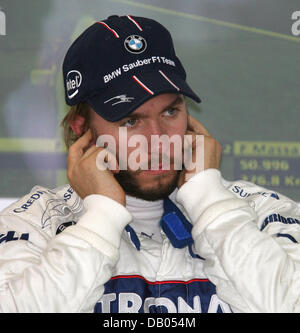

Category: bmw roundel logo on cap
[124, 35, 147, 54]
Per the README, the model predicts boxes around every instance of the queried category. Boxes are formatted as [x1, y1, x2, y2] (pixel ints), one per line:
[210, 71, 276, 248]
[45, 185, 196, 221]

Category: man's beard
[114, 169, 181, 201]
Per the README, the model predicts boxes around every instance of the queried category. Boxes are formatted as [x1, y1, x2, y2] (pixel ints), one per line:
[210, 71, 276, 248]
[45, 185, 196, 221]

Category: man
[0, 15, 300, 313]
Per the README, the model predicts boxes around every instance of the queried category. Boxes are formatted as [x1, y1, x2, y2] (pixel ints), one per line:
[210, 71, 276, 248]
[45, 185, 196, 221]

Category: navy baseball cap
[63, 15, 201, 122]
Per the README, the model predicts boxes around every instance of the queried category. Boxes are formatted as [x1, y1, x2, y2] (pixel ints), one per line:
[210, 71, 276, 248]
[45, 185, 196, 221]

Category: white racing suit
[0, 169, 300, 313]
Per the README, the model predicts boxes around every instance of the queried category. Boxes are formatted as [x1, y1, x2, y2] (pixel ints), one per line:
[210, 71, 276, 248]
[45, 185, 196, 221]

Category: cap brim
[87, 71, 201, 122]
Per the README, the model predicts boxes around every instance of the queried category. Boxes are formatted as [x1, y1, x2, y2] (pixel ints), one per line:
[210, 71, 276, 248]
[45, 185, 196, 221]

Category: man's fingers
[74, 129, 93, 150]
[187, 115, 211, 136]
[95, 147, 120, 173]
[82, 144, 99, 160]
[83, 145, 120, 172]
[67, 129, 93, 167]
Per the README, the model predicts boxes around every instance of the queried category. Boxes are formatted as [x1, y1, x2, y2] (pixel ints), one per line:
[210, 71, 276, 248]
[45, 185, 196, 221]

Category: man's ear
[70, 115, 85, 136]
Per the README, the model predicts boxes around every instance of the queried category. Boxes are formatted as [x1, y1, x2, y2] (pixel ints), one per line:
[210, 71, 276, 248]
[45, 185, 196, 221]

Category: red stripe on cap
[127, 15, 143, 31]
[159, 70, 180, 91]
[97, 21, 119, 38]
[132, 75, 154, 95]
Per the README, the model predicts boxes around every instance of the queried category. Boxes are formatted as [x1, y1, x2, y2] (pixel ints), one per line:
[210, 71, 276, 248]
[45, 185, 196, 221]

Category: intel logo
[66, 70, 82, 99]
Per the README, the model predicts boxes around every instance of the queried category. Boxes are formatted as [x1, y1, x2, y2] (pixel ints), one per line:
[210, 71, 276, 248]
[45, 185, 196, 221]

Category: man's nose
[145, 121, 168, 154]
[146, 120, 165, 137]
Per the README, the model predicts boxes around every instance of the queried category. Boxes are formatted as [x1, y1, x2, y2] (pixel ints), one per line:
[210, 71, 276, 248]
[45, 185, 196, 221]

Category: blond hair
[60, 102, 91, 149]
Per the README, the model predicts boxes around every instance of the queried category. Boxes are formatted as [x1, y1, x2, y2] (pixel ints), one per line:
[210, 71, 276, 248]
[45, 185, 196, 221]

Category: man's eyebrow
[124, 95, 185, 120]
[163, 94, 184, 110]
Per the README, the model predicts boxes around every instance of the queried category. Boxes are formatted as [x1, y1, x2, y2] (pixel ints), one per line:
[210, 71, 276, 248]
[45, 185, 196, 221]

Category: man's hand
[67, 129, 126, 206]
[178, 115, 222, 187]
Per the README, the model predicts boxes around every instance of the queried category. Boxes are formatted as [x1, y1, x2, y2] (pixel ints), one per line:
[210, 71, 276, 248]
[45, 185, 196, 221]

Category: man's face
[90, 93, 188, 200]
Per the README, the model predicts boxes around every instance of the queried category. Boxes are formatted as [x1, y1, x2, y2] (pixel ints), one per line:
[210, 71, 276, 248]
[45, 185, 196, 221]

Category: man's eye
[164, 108, 178, 116]
[123, 118, 138, 127]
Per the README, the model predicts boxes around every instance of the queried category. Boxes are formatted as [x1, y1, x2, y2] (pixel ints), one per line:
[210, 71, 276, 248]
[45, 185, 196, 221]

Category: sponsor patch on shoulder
[231, 185, 280, 200]
[0, 231, 29, 244]
[56, 221, 76, 235]
[261, 213, 300, 231]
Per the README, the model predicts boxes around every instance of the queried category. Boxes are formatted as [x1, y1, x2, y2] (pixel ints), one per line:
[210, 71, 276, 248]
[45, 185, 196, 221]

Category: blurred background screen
[0, 0, 300, 210]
